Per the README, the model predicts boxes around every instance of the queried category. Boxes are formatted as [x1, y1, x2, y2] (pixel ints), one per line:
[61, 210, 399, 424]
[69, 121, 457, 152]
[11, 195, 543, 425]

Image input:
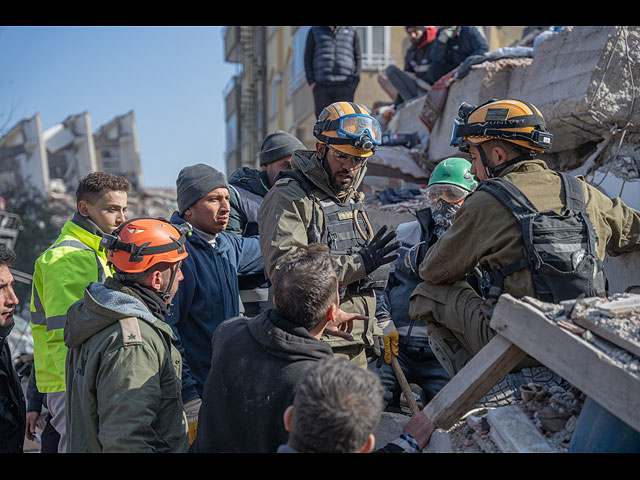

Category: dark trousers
[312, 82, 357, 117]
[385, 65, 429, 105]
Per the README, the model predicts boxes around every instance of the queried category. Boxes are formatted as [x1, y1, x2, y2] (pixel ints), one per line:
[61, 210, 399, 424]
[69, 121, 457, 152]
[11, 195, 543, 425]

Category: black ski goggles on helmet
[449, 102, 553, 152]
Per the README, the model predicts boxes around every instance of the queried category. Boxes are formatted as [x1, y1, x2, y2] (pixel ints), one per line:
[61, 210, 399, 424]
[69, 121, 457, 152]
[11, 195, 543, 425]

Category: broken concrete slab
[487, 406, 556, 453]
[421, 26, 640, 167]
[374, 411, 454, 453]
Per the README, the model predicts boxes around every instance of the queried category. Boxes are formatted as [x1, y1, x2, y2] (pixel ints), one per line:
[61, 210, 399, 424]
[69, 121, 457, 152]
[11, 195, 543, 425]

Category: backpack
[477, 172, 607, 304]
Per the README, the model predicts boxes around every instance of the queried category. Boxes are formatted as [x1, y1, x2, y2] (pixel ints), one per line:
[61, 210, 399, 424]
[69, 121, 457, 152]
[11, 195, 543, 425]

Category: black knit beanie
[176, 163, 229, 216]
[259, 130, 305, 166]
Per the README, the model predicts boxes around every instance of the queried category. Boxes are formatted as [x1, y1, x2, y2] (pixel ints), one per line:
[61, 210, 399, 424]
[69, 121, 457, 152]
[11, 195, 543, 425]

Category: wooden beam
[422, 334, 527, 430]
[490, 294, 640, 433]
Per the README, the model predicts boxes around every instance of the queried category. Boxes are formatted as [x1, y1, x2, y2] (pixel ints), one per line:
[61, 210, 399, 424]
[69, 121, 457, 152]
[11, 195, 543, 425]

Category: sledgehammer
[390, 356, 420, 415]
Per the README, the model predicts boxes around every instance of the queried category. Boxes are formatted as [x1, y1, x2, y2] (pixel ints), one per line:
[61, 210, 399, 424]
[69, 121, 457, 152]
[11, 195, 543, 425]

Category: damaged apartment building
[0, 110, 143, 197]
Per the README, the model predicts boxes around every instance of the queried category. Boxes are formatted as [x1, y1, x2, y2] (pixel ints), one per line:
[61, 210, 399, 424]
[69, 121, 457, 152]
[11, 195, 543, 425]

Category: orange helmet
[101, 218, 190, 274]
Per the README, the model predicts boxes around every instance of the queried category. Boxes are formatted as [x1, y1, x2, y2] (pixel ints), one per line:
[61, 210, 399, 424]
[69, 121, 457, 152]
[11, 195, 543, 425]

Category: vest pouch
[527, 209, 606, 303]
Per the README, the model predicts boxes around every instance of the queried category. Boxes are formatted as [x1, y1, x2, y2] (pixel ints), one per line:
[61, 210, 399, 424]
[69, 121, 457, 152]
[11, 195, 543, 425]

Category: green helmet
[428, 157, 478, 191]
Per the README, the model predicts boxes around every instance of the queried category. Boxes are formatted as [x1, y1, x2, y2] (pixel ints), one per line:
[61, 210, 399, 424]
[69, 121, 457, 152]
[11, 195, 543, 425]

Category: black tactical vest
[277, 169, 390, 297]
[477, 172, 607, 304]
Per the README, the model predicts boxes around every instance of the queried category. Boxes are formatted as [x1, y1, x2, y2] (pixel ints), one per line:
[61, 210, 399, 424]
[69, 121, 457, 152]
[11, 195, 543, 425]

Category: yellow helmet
[450, 99, 553, 154]
[313, 101, 382, 158]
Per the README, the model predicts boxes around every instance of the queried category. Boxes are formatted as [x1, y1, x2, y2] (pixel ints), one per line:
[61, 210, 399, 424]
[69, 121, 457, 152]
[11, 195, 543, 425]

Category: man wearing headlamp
[409, 98, 640, 407]
[258, 101, 401, 368]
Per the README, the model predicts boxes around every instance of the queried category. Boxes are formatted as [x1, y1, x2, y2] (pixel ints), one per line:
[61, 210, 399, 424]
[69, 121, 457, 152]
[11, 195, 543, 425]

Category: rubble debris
[525, 293, 640, 377]
[488, 405, 557, 453]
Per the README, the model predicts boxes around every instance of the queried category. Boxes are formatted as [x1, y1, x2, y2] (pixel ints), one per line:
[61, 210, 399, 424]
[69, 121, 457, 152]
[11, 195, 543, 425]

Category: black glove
[358, 225, 401, 275]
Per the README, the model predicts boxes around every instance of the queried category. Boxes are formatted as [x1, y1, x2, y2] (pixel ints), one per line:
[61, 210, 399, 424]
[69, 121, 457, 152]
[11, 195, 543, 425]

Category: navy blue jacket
[304, 26, 361, 86]
[426, 26, 488, 84]
[167, 211, 265, 402]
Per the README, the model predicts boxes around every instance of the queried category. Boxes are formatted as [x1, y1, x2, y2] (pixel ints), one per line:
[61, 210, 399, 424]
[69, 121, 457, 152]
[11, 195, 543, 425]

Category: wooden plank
[422, 334, 527, 430]
[490, 294, 640, 433]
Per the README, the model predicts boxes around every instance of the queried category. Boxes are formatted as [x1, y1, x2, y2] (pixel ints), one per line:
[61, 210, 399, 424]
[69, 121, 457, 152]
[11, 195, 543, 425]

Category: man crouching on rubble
[64, 218, 191, 453]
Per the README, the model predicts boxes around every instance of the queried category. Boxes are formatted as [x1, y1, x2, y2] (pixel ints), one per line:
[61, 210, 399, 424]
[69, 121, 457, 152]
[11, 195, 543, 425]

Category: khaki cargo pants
[408, 279, 497, 377]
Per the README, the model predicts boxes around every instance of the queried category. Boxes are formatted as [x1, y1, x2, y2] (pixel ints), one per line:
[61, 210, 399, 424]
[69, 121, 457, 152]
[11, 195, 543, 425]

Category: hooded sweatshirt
[191, 308, 334, 453]
[64, 277, 189, 453]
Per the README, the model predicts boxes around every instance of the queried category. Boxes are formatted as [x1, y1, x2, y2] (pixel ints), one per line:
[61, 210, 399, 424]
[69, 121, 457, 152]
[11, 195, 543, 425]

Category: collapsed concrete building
[0, 110, 143, 196]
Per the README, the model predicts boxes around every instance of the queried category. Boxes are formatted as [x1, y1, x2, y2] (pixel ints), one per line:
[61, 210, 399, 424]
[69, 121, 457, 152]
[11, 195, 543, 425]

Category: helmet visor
[449, 117, 468, 150]
[337, 114, 382, 145]
[427, 183, 470, 205]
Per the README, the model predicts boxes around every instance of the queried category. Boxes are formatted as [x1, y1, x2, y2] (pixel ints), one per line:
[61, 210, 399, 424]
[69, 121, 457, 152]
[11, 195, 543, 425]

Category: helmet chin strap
[160, 260, 182, 308]
[478, 144, 534, 178]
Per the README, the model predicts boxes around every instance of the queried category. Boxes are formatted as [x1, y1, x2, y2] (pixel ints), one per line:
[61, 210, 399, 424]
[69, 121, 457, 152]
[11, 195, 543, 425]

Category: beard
[322, 156, 355, 192]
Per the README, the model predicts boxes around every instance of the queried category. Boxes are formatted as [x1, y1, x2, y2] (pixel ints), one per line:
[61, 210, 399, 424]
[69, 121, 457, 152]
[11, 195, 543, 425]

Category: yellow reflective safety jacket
[30, 214, 111, 393]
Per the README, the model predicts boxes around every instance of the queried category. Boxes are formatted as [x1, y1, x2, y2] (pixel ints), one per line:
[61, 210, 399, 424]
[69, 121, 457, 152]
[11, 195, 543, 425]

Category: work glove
[379, 315, 399, 365]
[184, 398, 202, 445]
[358, 225, 401, 275]
[372, 315, 399, 367]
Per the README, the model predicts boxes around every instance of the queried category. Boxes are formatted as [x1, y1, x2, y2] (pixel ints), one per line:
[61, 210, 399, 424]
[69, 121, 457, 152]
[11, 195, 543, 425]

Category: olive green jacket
[64, 277, 189, 453]
[257, 149, 381, 348]
[419, 159, 640, 300]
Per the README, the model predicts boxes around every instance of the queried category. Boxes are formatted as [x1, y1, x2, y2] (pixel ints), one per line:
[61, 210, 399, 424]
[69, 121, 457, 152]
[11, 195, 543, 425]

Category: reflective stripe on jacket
[30, 216, 110, 393]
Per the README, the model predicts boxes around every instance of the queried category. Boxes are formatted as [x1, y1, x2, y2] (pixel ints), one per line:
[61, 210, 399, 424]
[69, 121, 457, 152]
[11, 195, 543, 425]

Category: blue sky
[0, 25, 237, 188]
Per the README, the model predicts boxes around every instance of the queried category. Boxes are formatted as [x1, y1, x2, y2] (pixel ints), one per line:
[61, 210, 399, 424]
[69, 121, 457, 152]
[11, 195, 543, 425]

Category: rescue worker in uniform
[371, 157, 477, 409]
[64, 218, 191, 453]
[258, 101, 401, 367]
[409, 99, 640, 381]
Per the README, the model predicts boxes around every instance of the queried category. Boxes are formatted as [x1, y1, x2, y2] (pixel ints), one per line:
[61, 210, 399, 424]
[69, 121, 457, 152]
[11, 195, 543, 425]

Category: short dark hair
[288, 357, 385, 453]
[272, 243, 338, 331]
[76, 172, 130, 205]
[480, 138, 535, 165]
[0, 244, 17, 268]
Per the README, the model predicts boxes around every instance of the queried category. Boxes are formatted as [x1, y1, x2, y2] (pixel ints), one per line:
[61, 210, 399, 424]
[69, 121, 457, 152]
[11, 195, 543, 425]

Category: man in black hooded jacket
[191, 243, 364, 453]
[0, 245, 25, 453]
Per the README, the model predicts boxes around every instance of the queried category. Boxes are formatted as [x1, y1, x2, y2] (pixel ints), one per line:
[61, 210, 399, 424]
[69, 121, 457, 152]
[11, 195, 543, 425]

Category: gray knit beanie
[259, 130, 305, 166]
[176, 163, 229, 216]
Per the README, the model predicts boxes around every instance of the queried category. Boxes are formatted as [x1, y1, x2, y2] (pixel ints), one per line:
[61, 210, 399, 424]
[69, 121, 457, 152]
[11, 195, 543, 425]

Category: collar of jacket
[170, 211, 233, 255]
[228, 167, 271, 196]
[290, 149, 367, 204]
[64, 277, 175, 349]
[0, 323, 14, 347]
[64, 213, 106, 254]
[496, 158, 548, 178]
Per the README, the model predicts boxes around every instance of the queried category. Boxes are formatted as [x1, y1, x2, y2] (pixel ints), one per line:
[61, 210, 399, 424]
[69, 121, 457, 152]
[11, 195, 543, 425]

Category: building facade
[223, 26, 526, 174]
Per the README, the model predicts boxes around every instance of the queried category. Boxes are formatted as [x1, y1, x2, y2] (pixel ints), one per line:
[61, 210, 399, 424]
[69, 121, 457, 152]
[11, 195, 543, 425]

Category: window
[270, 74, 281, 117]
[226, 111, 237, 153]
[289, 26, 310, 95]
[356, 26, 391, 70]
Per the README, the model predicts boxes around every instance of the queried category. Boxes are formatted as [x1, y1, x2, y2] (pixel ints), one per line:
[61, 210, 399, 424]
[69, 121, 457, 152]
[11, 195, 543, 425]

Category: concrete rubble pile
[419, 293, 640, 453]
